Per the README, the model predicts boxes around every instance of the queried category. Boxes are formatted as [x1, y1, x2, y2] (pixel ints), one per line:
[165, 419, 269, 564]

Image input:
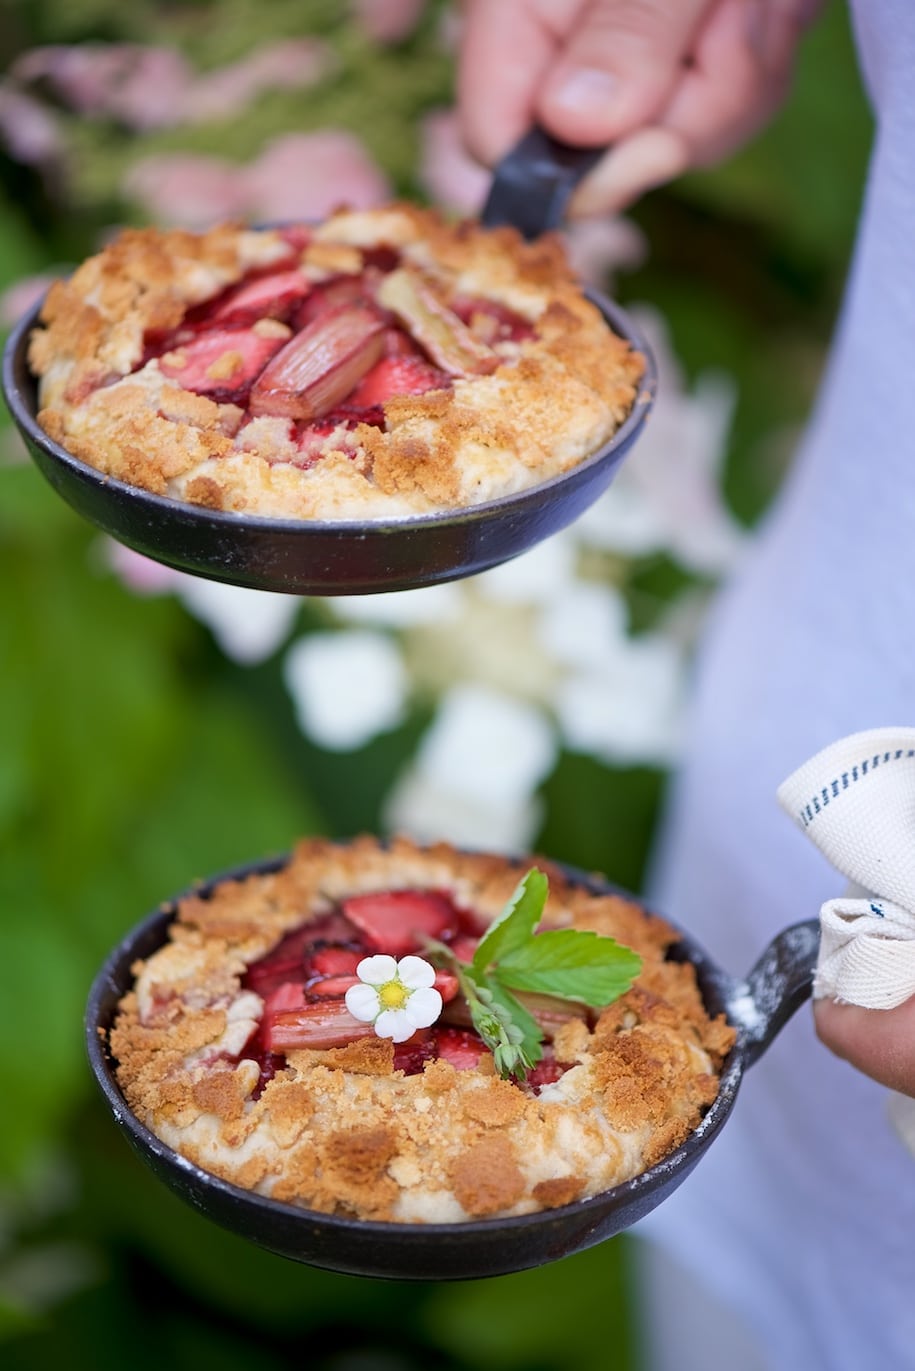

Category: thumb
[537, 0, 714, 146]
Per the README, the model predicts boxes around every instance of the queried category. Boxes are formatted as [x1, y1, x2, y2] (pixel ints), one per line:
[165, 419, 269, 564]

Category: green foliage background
[0, 2, 871, 1366]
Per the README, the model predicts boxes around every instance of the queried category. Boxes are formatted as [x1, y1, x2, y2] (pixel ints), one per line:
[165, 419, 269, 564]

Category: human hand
[814, 995, 915, 1098]
[458, 0, 822, 216]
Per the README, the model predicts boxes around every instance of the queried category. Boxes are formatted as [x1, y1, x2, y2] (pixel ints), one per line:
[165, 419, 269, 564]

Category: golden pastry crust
[30, 207, 644, 520]
[110, 836, 735, 1223]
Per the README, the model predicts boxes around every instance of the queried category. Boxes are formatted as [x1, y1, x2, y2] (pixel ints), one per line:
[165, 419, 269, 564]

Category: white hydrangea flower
[344, 954, 442, 1042]
[283, 629, 407, 750]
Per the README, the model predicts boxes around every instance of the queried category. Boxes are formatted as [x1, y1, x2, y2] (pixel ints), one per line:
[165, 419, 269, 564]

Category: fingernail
[550, 67, 618, 115]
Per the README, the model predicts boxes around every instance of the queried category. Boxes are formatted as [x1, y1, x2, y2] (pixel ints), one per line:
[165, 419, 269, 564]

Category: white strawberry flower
[344, 954, 442, 1043]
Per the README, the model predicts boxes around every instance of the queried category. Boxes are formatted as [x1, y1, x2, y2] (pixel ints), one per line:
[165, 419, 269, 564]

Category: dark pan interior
[3, 290, 657, 596]
[85, 854, 776, 1282]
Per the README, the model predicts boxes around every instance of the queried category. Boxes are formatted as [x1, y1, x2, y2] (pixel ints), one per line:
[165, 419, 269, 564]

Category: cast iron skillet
[1, 133, 653, 597]
[86, 852, 819, 1282]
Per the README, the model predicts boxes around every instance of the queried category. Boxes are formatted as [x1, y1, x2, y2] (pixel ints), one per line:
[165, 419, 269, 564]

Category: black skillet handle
[480, 127, 606, 240]
[731, 919, 820, 1069]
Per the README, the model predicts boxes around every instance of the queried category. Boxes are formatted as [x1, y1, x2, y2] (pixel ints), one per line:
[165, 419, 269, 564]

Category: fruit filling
[137, 236, 536, 459]
[237, 889, 573, 1095]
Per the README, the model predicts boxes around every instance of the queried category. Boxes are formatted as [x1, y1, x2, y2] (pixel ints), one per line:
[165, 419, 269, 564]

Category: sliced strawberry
[376, 267, 499, 377]
[347, 355, 449, 409]
[526, 1054, 569, 1090]
[392, 1028, 435, 1075]
[361, 245, 401, 273]
[434, 969, 460, 1003]
[212, 270, 310, 327]
[308, 974, 359, 998]
[262, 982, 307, 1016]
[295, 275, 371, 330]
[433, 1027, 488, 1071]
[159, 327, 283, 403]
[250, 303, 386, 422]
[382, 327, 420, 358]
[449, 935, 480, 963]
[279, 224, 311, 253]
[264, 1002, 375, 1052]
[310, 945, 362, 978]
[452, 296, 536, 345]
[341, 890, 458, 956]
[243, 914, 355, 995]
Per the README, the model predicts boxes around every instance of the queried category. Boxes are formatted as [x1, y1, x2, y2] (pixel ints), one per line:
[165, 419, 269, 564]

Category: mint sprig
[429, 869, 642, 1081]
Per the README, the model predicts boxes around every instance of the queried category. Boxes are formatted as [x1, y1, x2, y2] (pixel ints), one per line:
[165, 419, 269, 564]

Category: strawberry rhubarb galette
[28, 207, 644, 520]
[110, 837, 735, 1223]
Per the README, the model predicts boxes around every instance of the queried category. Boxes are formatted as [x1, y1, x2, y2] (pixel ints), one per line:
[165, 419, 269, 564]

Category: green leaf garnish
[496, 929, 643, 1006]
[472, 868, 549, 977]
[427, 868, 642, 1081]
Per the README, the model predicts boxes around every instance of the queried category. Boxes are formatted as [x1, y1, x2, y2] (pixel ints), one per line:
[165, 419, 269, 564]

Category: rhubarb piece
[341, 890, 459, 956]
[212, 270, 311, 327]
[433, 1027, 488, 1071]
[376, 267, 500, 377]
[264, 1001, 375, 1052]
[347, 355, 449, 409]
[515, 991, 589, 1039]
[158, 328, 284, 403]
[250, 303, 386, 421]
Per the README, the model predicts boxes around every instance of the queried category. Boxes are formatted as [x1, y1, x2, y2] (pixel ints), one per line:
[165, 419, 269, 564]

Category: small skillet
[86, 851, 818, 1283]
[2, 132, 652, 597]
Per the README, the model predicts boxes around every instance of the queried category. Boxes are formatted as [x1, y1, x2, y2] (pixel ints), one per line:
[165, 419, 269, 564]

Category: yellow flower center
[379, 979, 409, 1010]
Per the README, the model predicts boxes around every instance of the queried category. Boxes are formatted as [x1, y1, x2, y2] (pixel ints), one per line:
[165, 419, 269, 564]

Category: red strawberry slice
[361, 245, 401, 273]
[308, 974, 359, 998]
[453, 296, 535, 345]
[310, 946, 362, 978]
[212, 270, 310, 327]
[526, 1055, 569, 1090]
[295, 275, 372, 330]
[264, 1002, 375, 1052]
[347, 355, 449, 409]
[279, 225, 311, 253]
[433, 1027, 488, 1071]
[250, 303, 386, 422]
[263, 982, 307, 1016]
[159, 327, 283, 403]
[392, 1027, 435, 1075]
[341, 890, 458, 956]
[450, 935, 480, 964]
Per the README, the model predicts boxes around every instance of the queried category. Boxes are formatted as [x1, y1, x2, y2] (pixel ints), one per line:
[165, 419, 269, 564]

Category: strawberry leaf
[495, 929, 642, 1007]
[471, 868, 549, 978]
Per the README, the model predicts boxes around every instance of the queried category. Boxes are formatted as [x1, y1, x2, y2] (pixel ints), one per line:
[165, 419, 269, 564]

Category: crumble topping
[109, 836, 735, 1223]
[29, 207, 644, 521]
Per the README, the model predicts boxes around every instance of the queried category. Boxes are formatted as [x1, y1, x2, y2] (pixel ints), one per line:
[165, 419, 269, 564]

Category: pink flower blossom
[123, 155, 250, 229]
[0, 88, 61, 166]
[241, 131, 391, 222]
[12, 45, 192, 130]
[104, 543, 183, 595]
[560, 217, 647, 290]
[419, 109, 488, 215]
[351, 0, 426, 45]
[181, 41, 333, 123]
[0, 274, 57, 327]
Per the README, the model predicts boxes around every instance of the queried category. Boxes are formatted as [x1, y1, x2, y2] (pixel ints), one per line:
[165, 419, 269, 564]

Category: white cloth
[777, 727, 915, 1009]
[638, 3, 915, 1369]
